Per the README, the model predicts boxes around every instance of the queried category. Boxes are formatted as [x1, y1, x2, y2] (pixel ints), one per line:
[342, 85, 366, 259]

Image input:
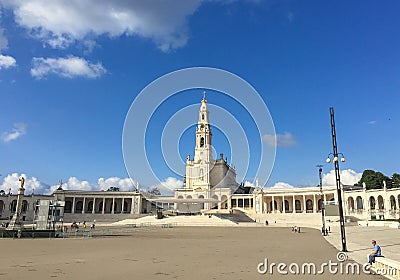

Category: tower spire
[202, 91, 207, 103]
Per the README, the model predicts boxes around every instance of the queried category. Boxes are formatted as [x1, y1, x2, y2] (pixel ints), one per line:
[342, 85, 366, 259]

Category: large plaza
[0, 226, 387, 279]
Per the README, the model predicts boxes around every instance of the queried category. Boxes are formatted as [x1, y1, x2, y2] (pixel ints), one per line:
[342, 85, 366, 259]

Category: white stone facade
[175, 96, 237, 211]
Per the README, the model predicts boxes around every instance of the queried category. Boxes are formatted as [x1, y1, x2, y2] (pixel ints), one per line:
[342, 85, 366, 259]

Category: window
[202, 114, 204, 120]
[200, 137, 204, 147]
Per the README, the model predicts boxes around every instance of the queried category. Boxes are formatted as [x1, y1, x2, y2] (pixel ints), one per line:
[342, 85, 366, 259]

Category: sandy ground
[0, 227, 384, 280]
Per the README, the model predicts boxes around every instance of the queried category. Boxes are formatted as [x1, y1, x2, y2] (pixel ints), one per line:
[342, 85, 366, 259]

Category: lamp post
[326, 107, 347, 252]
[317, 165, 326, 236]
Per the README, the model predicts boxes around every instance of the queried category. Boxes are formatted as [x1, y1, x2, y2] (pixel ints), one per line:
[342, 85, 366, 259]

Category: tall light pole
[326, 107, 347, 252]
[317, 165, 326, 236]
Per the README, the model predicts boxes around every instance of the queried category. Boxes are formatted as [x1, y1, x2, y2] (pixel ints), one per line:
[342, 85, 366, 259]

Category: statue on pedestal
[7, 177, 26, 230]
[19, 177, 25, 189]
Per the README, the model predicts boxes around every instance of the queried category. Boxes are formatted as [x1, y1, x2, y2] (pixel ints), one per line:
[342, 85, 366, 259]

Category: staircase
[215, 212, 255, 224]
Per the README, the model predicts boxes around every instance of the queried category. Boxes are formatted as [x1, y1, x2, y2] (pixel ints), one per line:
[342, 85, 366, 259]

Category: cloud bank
[322, 169, 362, 186]
[1, 0, 203, 51]
[31, 56, 106, 79]
[0, 54, 16, 69]
[0, 173, 182, 195]
[269, 182, 294, 189]
[1, 123, 27, 142]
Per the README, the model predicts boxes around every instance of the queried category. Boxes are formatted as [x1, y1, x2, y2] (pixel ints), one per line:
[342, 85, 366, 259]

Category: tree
[355, 170, 390, 190]
[148, 187, 161, 196]
[107, 186, 120, 192]
[391, 173, 400, 189]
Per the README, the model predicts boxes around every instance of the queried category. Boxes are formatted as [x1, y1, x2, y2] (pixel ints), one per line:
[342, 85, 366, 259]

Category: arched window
[295, 200, 301, 212]
[348, 197, 355, 211]
[390, 195, 396, 210]
[283, 200, 289, 212]
[369, 197, 376, 210]
[356, 196, 363, 210]
[200, 137, 204, 147]
[10, 200, 17, 212]
[65, 201, 72, 213]
[306, 199, 313, 211]
[87, 201, 94, 212]
[202, 114, 204, 120]
[75, 201, 83, 212]
[377, 196, 384, 210]
[22, 200, 28, 213]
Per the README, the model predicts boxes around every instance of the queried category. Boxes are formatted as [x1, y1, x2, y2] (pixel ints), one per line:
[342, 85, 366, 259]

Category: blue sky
[0, 0, 399, 193]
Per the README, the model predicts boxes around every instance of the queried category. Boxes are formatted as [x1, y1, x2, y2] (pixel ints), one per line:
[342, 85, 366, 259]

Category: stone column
[137, 196, 142, 214]
[362, 183, 368, 217]
[72, 197, 76, 214]
[282, 195, 285, 213]
[263, 197, 267, 213]
[130, 197, 135, 214]
[383, 182, 390, 215]
[313, 194, 317, 213]
[303, 195, 306, 213]
[92, 198, 96, 214]
[121, 197, 125, 214]
[82, 197, 86, 214]
[292, 195, 295, 213]
[111, 197, 115, 214]
[102, 197, 105, 214]
[272, 196, 275, 213]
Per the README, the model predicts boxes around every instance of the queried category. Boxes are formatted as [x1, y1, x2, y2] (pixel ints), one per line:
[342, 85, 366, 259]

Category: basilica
[1, 97, 400, 226]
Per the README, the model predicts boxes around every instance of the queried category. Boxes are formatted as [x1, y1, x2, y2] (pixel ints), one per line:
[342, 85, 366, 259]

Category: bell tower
[194, 92, 213, 163]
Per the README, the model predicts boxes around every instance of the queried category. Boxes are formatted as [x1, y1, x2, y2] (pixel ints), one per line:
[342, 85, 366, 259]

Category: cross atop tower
[202, 91, 207, 103]
[57, 179, 63, 191]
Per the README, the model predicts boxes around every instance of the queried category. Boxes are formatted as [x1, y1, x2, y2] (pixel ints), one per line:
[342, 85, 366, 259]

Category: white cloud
[263, 132, 297, 147]
[0, 173, 49, 195]
[98, 177, 136, 192]
[31, 56, 106, 79]
[322, 169, 362, 186]
[368, 120, 377, 125]
[50, 176, 138, 193]
[269, 182, 294, 189]
[0, 174, 140, 195]
[244, 180, 255, 188]
[1, 0, 203, 51]
[0, 54, 16, 69]
[149, 177, 183, 195]
[1, 122, 27, 142]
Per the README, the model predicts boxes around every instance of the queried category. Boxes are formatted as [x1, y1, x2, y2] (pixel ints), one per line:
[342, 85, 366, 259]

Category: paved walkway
[324, 224, 400, 265]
